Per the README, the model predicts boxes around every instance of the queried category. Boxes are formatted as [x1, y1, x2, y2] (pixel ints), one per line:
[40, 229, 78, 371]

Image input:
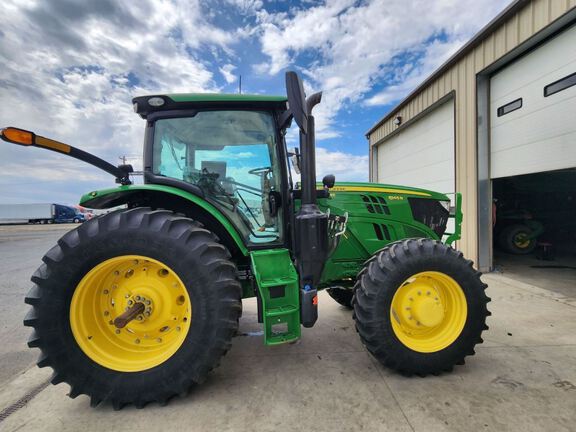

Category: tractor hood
[323, 182, 451, 201]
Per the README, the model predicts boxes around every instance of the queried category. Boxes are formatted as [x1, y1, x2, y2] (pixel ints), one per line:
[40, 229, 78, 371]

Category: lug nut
[135, 339, 140, 344]
[103, 289, 109, 295]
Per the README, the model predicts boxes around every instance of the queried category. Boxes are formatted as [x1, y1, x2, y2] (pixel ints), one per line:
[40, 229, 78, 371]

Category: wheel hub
[394, 282, 445, 330]
[70, 255, 191, 372]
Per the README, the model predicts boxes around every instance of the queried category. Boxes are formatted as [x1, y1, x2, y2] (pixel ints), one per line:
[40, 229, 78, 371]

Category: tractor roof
[132, 93, 287, 118]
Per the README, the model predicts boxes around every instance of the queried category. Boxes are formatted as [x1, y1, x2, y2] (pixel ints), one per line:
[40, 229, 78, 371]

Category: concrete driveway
[0, 225, 575, 431]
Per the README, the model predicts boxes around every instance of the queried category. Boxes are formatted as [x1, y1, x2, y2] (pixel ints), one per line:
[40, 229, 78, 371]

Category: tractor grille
[372, 223, 391, 241]
[361, 195, 390, 215]
[408, 198, 449, 238]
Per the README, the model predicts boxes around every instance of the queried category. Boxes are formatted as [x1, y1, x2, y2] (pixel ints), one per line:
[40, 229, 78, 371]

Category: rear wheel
[326, 287, 354, 309]
[354, 238, 490, 375]
[24, 208, 242, 408]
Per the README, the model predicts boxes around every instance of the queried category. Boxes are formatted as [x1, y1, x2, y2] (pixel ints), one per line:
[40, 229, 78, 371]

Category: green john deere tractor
[1, 72, 490, 409]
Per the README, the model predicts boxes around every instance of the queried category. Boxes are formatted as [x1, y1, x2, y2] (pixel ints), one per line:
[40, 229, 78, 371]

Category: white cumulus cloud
[253, 0, 509, 138]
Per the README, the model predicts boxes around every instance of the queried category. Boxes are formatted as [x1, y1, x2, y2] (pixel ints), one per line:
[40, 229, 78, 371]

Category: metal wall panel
[368, 0, 576, 265]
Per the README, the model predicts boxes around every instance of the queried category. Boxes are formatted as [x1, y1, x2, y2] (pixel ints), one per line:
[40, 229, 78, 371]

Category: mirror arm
[278, 110, 293, 130]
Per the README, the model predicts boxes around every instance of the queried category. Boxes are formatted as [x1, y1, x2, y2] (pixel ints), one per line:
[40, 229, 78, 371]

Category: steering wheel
[248, 166, 271, 177]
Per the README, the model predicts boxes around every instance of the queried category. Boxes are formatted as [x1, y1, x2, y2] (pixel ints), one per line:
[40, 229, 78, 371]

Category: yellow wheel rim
[70, 255, 191, 372]
[390, 271, 467, 353]
[514, 234, 530, 248]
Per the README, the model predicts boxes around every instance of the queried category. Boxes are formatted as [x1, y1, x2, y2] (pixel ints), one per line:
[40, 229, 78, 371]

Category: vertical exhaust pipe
[300, 93, 322, 205]
[285, 72, 327, 328]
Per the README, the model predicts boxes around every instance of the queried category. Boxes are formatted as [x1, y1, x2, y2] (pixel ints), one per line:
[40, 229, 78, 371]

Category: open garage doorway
[492, 169, 576, 298]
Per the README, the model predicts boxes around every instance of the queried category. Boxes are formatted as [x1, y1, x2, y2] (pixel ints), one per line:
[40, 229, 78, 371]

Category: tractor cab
[143, 108, 286, 245]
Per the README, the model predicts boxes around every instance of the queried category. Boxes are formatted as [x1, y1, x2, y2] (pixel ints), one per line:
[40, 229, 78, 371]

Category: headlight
[439, 200, 450, 212]
[148, 97, 165, 107]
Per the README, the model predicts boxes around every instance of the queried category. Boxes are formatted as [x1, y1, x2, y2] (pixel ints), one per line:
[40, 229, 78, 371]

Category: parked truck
[0, 203, 85, 224]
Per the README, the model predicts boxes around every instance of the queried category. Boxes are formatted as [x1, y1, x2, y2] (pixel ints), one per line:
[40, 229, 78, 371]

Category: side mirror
[322, 174, 335, 189]
[285, 71, 307, 134]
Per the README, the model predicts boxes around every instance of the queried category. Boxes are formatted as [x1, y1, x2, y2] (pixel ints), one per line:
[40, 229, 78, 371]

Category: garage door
[376, 99, 455, 194]
[490, 25, 576, 179]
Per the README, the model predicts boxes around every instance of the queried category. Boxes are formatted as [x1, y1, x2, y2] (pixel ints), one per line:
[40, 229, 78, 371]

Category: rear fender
[80, 185, 248, 256]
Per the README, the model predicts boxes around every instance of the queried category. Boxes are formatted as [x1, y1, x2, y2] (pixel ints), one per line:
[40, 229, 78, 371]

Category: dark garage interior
[493, 168, 576, 297]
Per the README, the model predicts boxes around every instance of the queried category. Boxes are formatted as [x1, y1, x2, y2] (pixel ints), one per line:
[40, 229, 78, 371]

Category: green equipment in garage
[1, 72, 490, 409]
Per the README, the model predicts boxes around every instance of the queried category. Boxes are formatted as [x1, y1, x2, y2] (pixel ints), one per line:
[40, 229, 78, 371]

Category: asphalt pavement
[0, 224, 73, 386]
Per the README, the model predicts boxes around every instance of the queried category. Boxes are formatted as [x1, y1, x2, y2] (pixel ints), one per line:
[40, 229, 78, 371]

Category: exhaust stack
[285, 72, 328, 328]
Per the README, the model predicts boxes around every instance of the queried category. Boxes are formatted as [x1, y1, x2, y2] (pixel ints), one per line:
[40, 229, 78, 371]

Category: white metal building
[367, 0, 576, 271]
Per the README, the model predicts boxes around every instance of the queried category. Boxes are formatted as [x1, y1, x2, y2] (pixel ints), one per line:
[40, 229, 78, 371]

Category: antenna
[239, 75, 242, 94]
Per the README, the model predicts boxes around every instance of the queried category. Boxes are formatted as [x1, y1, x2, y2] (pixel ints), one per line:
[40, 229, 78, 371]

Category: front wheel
[24, 208, 242, 409]
[354, 238, 490, 376]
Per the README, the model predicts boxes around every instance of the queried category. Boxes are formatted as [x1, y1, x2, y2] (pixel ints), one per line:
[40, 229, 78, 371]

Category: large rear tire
[24, 208, 242, 409]
[354, 238, 490, 376]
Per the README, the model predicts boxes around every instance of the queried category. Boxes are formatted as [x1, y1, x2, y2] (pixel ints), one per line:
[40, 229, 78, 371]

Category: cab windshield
[152, 110, 282, 245]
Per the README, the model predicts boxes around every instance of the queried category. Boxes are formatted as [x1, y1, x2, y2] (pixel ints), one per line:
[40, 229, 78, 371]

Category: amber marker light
[0, 127, 35, 146]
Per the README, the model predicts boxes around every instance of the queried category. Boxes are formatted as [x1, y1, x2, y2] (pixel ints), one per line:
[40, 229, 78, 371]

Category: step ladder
[250, 249, 301, 345]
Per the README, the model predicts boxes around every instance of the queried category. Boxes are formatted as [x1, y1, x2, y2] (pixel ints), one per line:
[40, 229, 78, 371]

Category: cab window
[153, 110, 283, 245]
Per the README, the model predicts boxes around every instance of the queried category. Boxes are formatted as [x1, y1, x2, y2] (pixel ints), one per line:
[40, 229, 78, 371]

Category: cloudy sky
[0, 0, 509, 204]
